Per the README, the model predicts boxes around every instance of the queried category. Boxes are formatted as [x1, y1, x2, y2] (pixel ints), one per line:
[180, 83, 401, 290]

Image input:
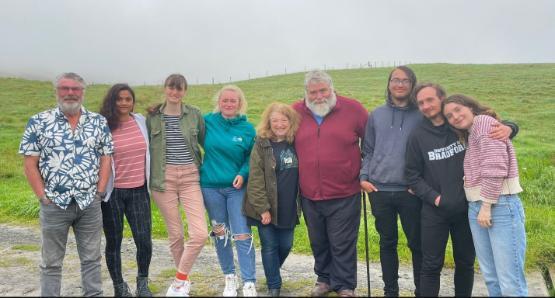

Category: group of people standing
[19, 66, 527, 297]
[360, 67, 526, 297]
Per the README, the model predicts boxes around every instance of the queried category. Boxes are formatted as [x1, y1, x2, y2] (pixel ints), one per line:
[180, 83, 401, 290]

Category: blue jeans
[255, 223, 295, 289]
[202, 187, 256, 283]
[468, 195, 528, 296]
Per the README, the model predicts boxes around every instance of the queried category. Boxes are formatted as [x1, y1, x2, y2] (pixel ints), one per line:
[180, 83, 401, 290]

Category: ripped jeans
[202, 187, 256, 283]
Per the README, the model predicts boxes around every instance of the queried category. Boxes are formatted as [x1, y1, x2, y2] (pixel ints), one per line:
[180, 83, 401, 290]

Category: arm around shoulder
[501, 120, 519, 139]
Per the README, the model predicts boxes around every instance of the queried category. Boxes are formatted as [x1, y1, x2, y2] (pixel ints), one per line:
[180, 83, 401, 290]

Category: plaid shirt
[19, 107, 113, 210]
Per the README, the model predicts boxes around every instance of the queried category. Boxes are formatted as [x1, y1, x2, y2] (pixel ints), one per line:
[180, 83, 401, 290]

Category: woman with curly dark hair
[99, 83, 153, 297]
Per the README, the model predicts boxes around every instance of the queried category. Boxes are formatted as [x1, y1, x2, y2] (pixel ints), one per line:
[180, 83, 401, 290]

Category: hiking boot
[242, 282, 257, 297]
[268, 288, 281, 297]
[136, 276, 153, 297]
[114, 281, 133, 297]
[166, 280, 191, 297]
[223, 274, 238, 297]
[337, 289, 356, 297]
[311, 281, 331, 297]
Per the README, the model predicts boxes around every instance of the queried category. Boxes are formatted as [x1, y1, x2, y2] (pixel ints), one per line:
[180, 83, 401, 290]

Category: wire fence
[193, 60, 414, 85]
[86, 60, 414, 86]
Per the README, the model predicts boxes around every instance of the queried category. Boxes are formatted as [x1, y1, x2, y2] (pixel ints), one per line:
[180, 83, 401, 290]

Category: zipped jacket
[293, 95, 368, 200]
[199, 112, 255, 187]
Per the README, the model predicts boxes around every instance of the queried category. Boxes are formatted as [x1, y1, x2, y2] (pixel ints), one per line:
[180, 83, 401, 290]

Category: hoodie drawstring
[390, 109, 395, 129]
[391, 109, 406, 130]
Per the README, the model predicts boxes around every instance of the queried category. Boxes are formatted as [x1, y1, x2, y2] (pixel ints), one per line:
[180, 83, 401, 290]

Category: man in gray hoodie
[360, 66, 422, 297]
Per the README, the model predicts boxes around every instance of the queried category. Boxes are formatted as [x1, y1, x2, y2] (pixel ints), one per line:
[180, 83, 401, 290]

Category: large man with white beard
[19, 72, 113, 296]
[293, 70, 368, 297]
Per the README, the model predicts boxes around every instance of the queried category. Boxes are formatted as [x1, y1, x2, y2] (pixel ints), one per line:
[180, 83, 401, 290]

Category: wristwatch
[95, 191, 107, 201]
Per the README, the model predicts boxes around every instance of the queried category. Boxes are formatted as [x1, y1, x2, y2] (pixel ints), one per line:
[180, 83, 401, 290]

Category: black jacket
[405, 118, 468, 217]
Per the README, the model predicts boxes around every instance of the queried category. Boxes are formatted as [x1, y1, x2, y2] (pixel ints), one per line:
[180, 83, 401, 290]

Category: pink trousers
[151, 164, 208, 274]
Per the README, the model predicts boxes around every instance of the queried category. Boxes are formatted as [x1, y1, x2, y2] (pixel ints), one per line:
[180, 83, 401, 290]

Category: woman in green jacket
[243, 102, 301, 297]
[146, 74, 208, 297]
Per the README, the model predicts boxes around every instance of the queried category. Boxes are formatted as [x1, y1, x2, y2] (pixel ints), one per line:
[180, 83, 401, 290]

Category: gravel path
[0, 223, 548, 296]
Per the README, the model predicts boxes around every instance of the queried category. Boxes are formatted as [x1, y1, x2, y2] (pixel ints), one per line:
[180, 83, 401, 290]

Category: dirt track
[0, 223, 548, 296]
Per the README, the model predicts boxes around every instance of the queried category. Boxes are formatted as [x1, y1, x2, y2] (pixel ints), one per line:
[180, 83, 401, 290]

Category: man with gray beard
[293, 70, 368, 297]
[19, 72, 113, 296]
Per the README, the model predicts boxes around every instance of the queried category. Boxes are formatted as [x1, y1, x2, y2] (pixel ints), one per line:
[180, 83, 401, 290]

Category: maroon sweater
[293, 95, 368, 200]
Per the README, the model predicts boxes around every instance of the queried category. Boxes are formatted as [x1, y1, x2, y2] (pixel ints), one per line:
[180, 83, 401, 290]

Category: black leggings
[101, 184, 152, 284]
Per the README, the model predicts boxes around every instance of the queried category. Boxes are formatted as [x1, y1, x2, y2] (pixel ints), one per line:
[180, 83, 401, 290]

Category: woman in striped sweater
[443, 94, 527, 296]
[99, 84, 153, 297]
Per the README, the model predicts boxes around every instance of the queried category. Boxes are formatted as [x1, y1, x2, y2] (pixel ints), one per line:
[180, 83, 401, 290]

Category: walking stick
[362, 191, 371, 297]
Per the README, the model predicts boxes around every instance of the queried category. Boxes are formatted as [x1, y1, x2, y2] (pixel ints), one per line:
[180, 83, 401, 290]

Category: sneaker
[242, 282, 257, 297]
[223, 274, 238, 297]
[166, 280, 191, 297]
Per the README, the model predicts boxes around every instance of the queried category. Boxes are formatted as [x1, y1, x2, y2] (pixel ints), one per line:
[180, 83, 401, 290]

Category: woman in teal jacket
[200, 85, 257, 297]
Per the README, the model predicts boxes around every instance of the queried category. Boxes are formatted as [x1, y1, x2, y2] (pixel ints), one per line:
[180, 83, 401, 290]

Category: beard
[58, 95, 83, 115]
[305, 92, 337, 117]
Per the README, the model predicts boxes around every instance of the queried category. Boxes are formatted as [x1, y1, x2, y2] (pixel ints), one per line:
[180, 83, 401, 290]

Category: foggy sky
[1, 0, 554, 85]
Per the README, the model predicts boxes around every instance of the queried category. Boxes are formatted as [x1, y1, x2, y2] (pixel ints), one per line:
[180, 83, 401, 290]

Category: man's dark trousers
[420, 205, 475, 296]
[301, 193, 361, 292]
[370, 190, 422, 297]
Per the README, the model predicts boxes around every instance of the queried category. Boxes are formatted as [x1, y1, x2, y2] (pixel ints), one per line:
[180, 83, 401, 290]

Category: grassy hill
[1, 63, 554, 271]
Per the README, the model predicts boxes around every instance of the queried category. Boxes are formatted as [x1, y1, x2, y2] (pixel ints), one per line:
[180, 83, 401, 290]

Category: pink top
[112, 118, 147, 188]
[463, 115, 522, 203]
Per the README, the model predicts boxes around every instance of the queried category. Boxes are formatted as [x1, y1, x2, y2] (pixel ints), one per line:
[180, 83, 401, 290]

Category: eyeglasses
[389, 78, 411, 86]
[57, 86, 84, 92]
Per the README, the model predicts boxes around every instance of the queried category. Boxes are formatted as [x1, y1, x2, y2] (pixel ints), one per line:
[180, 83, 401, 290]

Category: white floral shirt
[19, 107, 114, 210]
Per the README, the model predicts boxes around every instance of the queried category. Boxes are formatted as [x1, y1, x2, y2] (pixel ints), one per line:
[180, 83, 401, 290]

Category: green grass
[1, 63, 554, 272]
[11, 244, 40, 252]
[0, 256, 34, 267]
